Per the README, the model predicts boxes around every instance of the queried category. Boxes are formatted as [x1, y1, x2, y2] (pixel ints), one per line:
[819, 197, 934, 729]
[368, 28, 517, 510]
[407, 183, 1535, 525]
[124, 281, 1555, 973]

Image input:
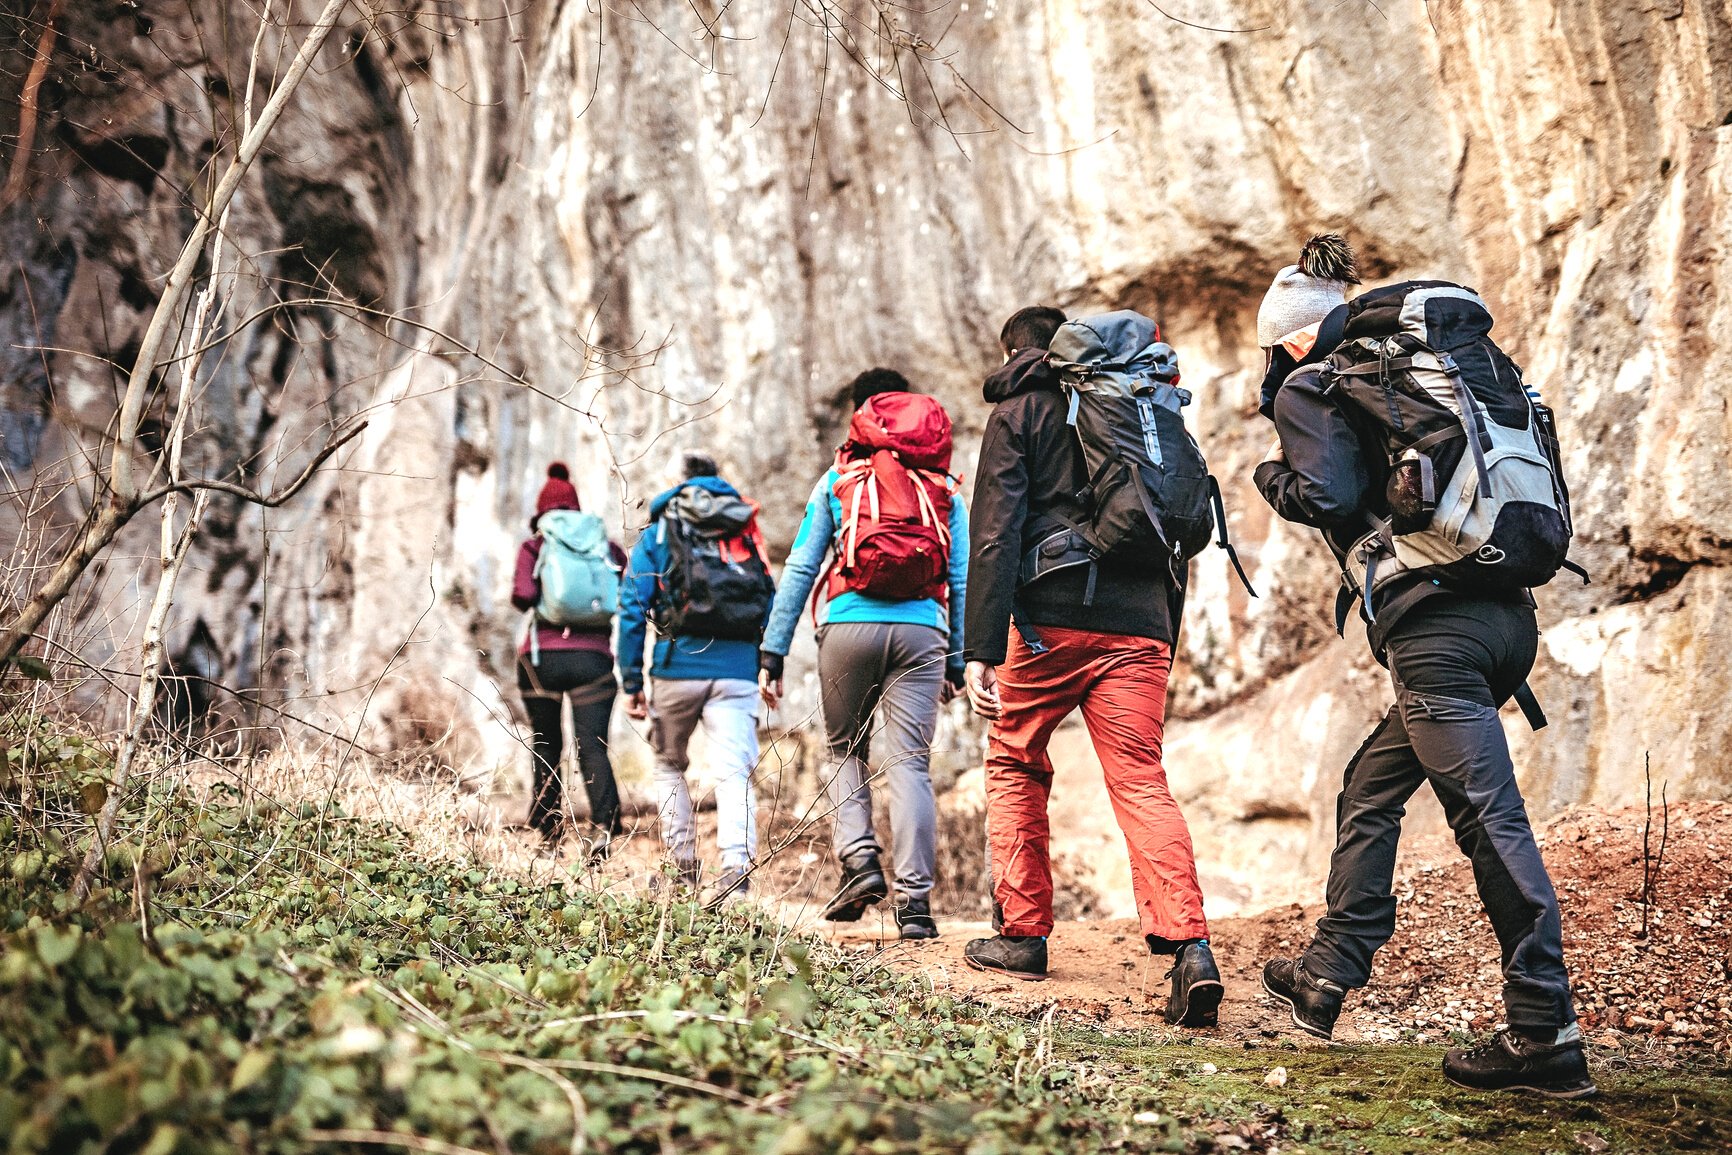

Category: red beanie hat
[534, 463, 580, 523]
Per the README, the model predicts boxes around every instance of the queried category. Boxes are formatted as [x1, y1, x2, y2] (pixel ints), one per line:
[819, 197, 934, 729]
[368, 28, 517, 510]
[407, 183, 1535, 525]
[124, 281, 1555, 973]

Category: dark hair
[682, 451, 719, 479]
[999, 306, 1067, 355]
[848, 367, 910, 408]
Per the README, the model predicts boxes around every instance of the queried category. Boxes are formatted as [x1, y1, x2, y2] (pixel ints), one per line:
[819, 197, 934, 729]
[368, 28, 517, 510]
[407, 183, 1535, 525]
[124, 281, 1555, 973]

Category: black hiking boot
[1160, 940, 1224, 1028]
[1262, 957, 1346, 1040]
[893, 895, 938, 941]
[963, 935, 1047, 981]
[822, 857, 889, 922]
[1443, 1028, 1598, 1099]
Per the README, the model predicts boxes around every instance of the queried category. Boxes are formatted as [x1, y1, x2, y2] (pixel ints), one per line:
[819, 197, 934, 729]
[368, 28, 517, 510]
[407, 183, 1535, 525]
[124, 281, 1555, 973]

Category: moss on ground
[1062, 1029, 1732, 1154]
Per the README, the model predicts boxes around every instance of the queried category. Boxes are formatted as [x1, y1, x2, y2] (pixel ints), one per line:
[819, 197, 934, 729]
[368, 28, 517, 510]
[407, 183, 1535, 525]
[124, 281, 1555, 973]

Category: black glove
[759, 650, 785, 681]
[946, 662, 967, 692]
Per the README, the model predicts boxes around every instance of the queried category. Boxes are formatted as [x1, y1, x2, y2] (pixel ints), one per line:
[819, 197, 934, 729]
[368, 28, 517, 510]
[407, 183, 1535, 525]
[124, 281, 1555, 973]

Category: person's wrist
[759, 651, 784, 680]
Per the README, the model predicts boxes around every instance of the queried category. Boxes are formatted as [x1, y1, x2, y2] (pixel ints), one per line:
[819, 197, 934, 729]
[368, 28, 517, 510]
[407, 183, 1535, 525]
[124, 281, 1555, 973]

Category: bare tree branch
[135, 419, 369, 509]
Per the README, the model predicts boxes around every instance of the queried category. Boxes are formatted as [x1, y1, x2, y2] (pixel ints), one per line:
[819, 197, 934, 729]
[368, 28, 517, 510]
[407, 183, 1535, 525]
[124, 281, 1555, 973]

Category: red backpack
[819, 392, 957, 609]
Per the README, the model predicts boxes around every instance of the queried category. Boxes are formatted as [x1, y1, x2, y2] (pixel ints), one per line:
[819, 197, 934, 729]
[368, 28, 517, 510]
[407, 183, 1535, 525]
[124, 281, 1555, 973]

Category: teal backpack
[532, 510, 619, 647]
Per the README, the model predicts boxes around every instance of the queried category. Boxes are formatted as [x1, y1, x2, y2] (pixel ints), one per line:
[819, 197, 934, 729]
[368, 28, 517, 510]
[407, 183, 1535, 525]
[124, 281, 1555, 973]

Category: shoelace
[1460, 1029, 1514, 1061]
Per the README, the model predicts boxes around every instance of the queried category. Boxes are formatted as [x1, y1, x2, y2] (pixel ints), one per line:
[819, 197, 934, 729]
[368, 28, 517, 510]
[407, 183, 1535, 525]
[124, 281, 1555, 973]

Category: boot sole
[1167, 979, 1224, 1028]
[822, 881, 888, 922]
[964, 954, 1047, 982]
[817, 893, 886, 921]
[1443, 1073, 1600, 1100]
[898, 925, 939, 941]
[1261, 973, 1336, 1041]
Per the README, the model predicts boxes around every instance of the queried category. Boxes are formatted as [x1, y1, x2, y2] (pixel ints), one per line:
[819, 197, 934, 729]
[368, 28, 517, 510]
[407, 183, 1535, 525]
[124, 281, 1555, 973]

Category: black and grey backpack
[1318, 281, 1582, 617]
[1023, 310, 1254, 600]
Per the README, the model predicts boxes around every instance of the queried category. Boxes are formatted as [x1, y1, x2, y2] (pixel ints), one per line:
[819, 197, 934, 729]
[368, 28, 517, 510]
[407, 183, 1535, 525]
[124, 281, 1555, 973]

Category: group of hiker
[510, 234, 1596, 1099]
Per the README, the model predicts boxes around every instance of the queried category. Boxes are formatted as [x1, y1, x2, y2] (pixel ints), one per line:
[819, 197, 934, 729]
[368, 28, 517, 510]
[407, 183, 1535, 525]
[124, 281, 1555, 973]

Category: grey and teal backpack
[1317, 281, 1581, 620]
[1024, 311, 1255, 601]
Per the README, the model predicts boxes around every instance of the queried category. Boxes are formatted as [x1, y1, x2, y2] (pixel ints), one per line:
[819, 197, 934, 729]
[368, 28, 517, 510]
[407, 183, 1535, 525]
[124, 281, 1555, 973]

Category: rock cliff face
[6, 0, 1729, 912]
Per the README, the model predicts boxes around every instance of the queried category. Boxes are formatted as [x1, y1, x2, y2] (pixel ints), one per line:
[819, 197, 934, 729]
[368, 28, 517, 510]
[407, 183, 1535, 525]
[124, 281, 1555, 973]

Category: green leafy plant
[0, 718, 1167, 1154]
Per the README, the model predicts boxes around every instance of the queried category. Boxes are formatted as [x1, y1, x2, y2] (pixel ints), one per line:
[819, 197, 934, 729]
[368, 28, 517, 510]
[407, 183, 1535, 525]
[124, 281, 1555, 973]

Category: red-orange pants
[985, 626, 1208, 942]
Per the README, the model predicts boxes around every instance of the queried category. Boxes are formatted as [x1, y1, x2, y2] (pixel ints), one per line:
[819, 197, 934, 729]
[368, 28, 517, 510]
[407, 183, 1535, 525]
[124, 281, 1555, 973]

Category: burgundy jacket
[512, 536, 627, 658]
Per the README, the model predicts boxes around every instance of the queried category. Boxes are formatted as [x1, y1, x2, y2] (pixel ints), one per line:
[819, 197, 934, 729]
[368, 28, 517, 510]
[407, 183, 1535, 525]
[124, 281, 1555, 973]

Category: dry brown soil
[816, 801, 1732, 1057]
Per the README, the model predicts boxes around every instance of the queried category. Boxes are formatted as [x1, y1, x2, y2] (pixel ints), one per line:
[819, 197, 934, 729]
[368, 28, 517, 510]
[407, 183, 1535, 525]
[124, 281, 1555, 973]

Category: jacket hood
[983, 347, 1060, 403]
[648, 474, 741, 519]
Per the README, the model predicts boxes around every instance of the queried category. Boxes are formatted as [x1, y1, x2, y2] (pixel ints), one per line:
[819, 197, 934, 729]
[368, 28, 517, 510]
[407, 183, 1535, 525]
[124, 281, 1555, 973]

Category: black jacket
[963, 350, 1173, 665]
[1254, 360, 1526, 658]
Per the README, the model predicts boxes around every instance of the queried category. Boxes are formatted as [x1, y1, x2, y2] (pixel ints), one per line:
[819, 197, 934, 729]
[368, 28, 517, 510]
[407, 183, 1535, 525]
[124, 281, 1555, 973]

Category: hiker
[959, 305, 1232, 1028]
[758, 368, 968, 940]
[618, 451, 776, 901]
[511, 463, 626, 850]
[1252, 235, 1595, 1098]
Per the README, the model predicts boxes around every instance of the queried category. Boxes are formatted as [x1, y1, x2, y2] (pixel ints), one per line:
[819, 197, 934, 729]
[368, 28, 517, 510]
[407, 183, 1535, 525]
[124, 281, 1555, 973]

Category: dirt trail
[822, 801, 1732, 1056]
[824, 906, 1339, 1045]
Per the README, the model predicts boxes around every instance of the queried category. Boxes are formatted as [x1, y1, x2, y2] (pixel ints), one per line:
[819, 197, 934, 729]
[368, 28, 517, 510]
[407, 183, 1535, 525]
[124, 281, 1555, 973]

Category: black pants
[1302, 597, 1577, 1031]
[517, 650, 621, 837]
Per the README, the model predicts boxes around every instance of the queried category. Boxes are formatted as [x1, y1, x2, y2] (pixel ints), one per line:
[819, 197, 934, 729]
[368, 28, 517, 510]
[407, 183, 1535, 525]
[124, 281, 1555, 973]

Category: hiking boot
[963, 935, 1047, 981]
[1262, 957, 1346, 1040]
[893, 895, 938, 941]
[1161, 940, 1224, 1028]
[710, 866, 750, 905]
[822, 857, 889, 922]
[1443, 1029, 1598, 1099]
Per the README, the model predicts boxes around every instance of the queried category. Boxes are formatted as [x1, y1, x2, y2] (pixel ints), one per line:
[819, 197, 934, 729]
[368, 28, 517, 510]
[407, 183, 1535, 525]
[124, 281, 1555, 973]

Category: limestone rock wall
[6, 0, 1729, 911]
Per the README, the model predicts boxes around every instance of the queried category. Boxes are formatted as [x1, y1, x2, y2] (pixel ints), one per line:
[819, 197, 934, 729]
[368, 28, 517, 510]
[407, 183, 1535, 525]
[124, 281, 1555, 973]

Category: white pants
[647, 677, 759, 869]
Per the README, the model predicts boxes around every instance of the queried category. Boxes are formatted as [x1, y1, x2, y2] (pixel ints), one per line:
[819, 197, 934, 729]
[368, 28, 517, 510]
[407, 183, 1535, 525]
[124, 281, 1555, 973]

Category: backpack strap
[1410, 425, 1466, 454]
[1438, 350, 1494, 499]
[1344, 516, 1396, 625]
[1011, 604, 1049, 655]
[1207, 475, 1258, 597]
[1512, 680, 1548, 731]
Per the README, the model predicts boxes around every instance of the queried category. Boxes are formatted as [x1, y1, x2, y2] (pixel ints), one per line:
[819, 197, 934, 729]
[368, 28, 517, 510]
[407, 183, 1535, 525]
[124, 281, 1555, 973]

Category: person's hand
[626, 691, 648, 721]
[942, 663, 966, 705]
[965, 661, 1001, 719]
[757, 651, 785, 710]
[1262, 437, 1287, 465]
[758, 669, 783, 711]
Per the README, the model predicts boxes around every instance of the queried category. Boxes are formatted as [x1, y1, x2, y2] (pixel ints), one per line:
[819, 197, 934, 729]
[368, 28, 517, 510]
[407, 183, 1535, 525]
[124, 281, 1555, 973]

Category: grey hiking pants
[817, 621, 945, 902]
[1303, 597, 1578, 1031]
[647, 677, 759, 870]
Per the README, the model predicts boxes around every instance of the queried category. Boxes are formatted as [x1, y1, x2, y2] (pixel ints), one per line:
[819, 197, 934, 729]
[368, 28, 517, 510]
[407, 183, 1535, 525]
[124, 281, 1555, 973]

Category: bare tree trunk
[0, 0, 67, 212]
[68, 491, 207, 902]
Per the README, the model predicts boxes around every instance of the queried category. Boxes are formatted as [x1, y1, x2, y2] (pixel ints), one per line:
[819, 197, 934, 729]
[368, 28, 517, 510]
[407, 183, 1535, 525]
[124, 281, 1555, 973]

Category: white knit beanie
[1256, 234, 1360, 348]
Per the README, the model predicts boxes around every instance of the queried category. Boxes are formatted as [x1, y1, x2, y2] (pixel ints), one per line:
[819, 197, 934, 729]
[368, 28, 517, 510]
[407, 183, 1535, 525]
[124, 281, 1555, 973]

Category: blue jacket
[762, 469, 968, 665]
[618, 476, 768, 693]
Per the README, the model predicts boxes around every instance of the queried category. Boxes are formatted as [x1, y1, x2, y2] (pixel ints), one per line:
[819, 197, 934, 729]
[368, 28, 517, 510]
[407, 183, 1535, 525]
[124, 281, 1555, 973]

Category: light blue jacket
[762, 468, 968, 665]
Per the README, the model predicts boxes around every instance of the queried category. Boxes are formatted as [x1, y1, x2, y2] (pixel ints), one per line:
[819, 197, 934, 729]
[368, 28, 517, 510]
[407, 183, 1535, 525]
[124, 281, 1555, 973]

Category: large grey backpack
[1032, 311, 1254, 598]
[1319, 281, 1581, 617]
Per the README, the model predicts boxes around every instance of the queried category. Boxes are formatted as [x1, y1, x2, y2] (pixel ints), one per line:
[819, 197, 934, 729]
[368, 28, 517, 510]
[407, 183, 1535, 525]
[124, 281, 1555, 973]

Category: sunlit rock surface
[5, 0, 1728, 910]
